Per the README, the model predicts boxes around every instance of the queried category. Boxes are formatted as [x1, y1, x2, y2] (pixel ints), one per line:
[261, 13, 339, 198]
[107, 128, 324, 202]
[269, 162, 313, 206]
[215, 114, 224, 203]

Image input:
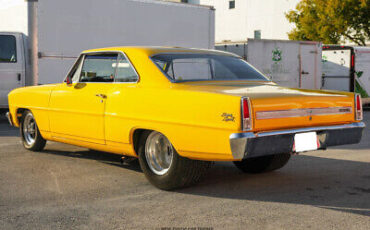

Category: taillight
[355, 94, 363, 121]
[241, 97, 252, 131]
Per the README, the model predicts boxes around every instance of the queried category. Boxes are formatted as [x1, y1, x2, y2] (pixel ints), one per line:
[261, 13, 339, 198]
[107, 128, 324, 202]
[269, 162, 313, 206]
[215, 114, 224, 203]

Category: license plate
[294, 132, 318, 152]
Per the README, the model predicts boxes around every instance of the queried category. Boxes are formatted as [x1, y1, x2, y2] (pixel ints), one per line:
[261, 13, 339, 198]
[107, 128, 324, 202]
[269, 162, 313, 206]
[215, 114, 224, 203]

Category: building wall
[0, 0, 28, 35]
[245, 0, 300, 41]
[186, 0, 300, 43]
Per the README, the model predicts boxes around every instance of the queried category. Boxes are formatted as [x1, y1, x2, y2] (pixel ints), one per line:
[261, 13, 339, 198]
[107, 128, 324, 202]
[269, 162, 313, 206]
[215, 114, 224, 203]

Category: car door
[49, 52, 118, 144]
[0, 33, 25, 108]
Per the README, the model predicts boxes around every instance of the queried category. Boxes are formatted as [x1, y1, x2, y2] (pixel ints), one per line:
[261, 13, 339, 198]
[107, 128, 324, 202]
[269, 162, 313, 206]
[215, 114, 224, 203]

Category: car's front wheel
[20, 110, 46, 151]
[138, 131, 212, 190]
[233, 153, 291, 174]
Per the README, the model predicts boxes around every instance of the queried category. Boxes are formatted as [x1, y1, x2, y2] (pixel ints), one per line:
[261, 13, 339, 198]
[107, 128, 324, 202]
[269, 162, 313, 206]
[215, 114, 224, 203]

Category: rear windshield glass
[151, 53, 269, 82]
[0, 35, 17, 63]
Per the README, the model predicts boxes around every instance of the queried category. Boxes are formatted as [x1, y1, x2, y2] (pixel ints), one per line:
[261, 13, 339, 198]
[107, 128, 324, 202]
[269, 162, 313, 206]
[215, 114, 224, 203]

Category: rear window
[0, 35, 17, 63]
[151, 53, 269, 82]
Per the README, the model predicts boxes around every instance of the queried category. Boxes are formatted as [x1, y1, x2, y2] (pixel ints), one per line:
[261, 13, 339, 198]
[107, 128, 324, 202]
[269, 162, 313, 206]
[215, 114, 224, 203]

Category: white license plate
[294, 132, 318, 152]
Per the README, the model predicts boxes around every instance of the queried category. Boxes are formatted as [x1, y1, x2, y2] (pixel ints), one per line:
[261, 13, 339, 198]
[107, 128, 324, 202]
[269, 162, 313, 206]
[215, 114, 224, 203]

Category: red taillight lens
[243, 99, 249, 119]
[241, 97, 252, 131]
[355, 94, 363, 121]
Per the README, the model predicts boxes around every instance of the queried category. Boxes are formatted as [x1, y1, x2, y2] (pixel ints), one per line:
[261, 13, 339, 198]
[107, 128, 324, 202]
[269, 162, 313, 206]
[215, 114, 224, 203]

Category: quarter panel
[104, 85, 241, 160]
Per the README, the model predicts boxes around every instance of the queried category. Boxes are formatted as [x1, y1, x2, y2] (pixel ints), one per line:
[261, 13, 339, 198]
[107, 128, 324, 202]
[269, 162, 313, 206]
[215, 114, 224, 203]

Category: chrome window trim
[63, 50, 140, 84]
[255, 107, 353, 120]
[149, 52, 271, 83]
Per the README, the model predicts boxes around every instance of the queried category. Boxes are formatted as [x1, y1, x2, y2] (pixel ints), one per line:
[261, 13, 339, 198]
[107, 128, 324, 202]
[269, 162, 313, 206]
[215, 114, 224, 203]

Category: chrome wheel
[23, 113, 37, 146]
[145, 131, 174, 175]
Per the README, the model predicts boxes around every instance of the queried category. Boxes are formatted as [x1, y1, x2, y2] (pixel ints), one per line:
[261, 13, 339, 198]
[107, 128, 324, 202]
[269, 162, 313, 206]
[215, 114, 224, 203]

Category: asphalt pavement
[0, 113, 369, 230]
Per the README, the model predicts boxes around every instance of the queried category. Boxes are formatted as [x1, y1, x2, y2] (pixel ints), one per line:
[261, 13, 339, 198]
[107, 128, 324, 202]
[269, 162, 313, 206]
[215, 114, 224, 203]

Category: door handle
[17, 73, 21, 81]
[95, 94, 107, 99]
[301, 71, 309, 75]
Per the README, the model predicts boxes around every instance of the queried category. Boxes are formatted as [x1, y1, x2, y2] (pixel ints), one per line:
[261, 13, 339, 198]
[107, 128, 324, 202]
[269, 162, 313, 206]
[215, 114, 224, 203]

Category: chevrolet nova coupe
[6, 47, 365, 190]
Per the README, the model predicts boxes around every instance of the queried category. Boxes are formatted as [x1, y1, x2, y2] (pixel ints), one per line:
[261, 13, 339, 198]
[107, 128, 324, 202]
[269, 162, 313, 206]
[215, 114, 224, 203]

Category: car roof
[82, 46, 240, 58]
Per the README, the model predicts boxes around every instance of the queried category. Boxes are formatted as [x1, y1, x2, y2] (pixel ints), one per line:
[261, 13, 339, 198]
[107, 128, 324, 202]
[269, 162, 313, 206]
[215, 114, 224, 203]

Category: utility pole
[26, 0, 38, 86]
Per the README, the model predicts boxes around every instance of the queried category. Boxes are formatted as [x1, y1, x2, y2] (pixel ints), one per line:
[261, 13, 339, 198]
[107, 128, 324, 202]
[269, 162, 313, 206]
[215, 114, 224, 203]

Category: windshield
[151, 53, 269, 82]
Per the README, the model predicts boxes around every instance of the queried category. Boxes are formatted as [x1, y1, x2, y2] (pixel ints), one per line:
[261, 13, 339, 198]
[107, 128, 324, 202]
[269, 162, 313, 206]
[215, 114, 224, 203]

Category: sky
[0, 0, 24, 10]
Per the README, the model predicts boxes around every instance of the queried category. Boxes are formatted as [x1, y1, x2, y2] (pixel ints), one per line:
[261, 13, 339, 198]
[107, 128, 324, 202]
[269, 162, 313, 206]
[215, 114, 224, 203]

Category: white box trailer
[246, 39, 322, 89]
[322, 45, 370, 98]
[0, 0, 215, 109]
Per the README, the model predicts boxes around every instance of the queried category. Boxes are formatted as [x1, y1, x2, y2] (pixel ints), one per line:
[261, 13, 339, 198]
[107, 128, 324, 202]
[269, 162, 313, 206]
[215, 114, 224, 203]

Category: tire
[138, 130, 212, 190]
[20, 110, 46, 151]
[233, 153, 291, 174]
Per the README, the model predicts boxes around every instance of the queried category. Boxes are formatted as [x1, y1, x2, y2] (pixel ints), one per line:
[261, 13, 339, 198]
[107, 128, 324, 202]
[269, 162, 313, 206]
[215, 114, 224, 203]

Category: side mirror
[66, 76, 72, 85]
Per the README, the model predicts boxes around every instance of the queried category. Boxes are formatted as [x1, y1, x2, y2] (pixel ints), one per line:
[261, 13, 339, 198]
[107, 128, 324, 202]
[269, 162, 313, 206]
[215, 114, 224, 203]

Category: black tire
[138, 130, 212, 190]
[20, 110, 46, 151]
[233, 153, 291, 174]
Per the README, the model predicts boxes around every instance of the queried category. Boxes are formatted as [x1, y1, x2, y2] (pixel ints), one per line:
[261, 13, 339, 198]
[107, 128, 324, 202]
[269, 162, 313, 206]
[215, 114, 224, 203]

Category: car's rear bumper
[5, 112, 14, 126]
[230, 122, 365, 160]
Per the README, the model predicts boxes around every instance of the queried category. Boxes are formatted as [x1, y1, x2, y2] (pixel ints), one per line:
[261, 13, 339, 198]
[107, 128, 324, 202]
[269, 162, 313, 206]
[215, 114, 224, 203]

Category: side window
[67, 55, 84, 83]
[115, 54, 139, 82]
[0, 35, 17, 63]
[80, 53, 118, 82]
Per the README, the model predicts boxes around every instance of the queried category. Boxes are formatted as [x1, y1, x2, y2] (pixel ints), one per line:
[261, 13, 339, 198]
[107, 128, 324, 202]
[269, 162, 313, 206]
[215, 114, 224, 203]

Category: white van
[0, 32, 27, 111]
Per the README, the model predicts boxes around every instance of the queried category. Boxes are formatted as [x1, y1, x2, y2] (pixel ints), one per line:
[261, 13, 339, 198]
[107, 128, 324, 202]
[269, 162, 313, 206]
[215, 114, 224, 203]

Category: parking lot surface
[0, 112, 369, 230]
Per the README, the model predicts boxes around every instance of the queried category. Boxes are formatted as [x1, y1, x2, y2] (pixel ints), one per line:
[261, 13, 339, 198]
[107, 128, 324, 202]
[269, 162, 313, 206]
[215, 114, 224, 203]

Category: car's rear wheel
[138, 130, 212, 190]
[233, 153, 291, 174]
[20, 110, 46, 151]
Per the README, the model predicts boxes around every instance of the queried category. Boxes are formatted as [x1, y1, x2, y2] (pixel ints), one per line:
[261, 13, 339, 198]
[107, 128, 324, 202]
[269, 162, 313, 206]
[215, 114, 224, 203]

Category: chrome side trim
[230, 122, 365, 159]
[5, 112, 13, 126]
[256, 107, 353, 120]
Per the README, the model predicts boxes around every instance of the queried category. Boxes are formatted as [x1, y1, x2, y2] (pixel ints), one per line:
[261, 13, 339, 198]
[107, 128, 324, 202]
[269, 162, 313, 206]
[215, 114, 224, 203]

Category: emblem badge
[221, 113, 235, 122]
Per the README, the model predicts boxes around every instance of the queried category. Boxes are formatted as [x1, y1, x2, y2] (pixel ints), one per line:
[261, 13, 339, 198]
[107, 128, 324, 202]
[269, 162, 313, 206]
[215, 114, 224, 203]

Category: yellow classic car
[6, 47, 365, 190]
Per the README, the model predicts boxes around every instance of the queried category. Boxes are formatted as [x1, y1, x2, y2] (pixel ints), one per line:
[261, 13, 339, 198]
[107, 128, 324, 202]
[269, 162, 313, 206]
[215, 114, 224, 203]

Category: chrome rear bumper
[230, 122, 366, 160]
[5, 112, 14, 126]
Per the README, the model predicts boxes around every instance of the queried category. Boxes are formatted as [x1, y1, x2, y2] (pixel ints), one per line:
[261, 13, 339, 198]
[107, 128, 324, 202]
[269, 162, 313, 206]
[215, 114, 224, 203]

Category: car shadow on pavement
[41, 148, 142, 172]
[0, 119, 18, 137]
[176, 155, 370, 217]
[40, 146, 370, 217]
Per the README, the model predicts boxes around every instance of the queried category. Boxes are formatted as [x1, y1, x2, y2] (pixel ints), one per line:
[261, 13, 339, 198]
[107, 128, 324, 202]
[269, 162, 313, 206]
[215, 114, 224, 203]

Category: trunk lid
[176, 81, 356, 132]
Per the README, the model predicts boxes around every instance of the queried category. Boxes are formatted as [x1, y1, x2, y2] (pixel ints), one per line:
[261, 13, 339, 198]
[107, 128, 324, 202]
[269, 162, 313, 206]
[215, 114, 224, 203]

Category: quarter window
[0, 35, 17, 63]
[115, 54, 139, 82]
[80, 54, 118, 82]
